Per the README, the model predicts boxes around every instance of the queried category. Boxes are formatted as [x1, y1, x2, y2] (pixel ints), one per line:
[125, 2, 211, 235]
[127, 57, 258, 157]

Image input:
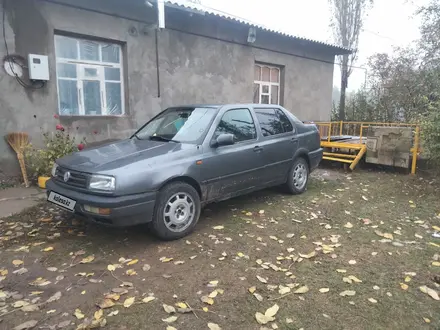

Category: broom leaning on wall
[5, 132, 30, 187]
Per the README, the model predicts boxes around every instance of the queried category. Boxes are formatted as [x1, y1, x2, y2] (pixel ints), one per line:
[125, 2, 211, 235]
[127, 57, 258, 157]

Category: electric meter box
[28, 54, 49, 81]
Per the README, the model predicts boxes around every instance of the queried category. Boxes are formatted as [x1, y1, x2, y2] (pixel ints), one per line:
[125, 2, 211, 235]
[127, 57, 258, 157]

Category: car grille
[54, 166, 89, 189]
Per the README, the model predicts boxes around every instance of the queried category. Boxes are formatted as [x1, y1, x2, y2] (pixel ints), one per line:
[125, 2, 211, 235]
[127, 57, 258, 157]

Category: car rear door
[200, 107, 265, 201]
[253, 107, 298, 185]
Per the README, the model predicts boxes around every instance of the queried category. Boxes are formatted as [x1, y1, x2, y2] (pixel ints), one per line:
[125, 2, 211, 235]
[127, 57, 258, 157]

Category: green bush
[25, 127, 86, 178]
[421, 103, 440, 164]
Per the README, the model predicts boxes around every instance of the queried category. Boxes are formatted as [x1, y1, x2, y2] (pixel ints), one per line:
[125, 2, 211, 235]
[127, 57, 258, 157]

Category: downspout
[155, 0, 165, 98]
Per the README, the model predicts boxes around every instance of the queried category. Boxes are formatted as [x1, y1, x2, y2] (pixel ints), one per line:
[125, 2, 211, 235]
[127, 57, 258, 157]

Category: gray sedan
[47, 104, 323, 240]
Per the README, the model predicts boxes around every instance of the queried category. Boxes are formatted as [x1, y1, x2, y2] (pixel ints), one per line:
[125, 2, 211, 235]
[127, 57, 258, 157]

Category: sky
[186, 0, 430, 91]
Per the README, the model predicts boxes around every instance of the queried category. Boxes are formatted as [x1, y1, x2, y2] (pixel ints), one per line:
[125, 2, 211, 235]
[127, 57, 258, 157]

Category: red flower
[56, 124, 65, 131]
[77, 143, 85, 151]
[54, 114, 59, 119]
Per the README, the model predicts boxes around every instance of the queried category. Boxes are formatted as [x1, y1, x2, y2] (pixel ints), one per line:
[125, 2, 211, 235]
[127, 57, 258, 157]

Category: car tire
[150, 182, 201, 241]
[285, 157, 309, 195]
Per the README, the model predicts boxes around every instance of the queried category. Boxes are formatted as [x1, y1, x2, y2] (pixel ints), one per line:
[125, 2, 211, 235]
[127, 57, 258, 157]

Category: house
[0, 0, 350, 175]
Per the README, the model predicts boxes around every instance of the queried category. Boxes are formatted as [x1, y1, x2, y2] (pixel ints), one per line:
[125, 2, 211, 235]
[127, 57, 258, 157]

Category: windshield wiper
[148, 135, 180, 143]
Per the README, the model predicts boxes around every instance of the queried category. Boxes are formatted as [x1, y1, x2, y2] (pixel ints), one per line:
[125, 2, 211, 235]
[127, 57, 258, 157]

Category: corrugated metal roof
[164, 1, 351, 54]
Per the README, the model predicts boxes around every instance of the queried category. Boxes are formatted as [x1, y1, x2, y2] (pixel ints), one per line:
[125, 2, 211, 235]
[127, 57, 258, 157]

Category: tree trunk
[339, 54, 349, 121]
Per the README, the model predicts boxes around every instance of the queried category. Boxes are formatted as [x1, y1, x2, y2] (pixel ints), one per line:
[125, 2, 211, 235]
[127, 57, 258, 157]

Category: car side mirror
[212, 133, 235, 147]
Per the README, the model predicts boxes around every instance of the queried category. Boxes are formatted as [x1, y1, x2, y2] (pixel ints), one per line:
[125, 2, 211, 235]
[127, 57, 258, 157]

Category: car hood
[57, 139, 183, 172]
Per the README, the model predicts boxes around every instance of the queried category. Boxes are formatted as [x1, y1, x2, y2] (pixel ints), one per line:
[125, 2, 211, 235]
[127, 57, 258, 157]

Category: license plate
[47, 191, 76, 212]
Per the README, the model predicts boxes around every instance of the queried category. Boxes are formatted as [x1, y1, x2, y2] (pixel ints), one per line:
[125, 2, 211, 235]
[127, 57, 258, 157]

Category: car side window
[276, 109, 294, 132]
[255, 108, 284, 137]
[213, 108, 256, 143]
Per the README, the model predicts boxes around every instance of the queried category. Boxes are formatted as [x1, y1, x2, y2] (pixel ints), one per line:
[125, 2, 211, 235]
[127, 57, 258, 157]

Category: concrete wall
[0, 0, 335, 176]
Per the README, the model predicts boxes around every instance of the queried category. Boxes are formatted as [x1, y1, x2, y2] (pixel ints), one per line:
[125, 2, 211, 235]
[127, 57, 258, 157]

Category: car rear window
[255, 108, 293, 137]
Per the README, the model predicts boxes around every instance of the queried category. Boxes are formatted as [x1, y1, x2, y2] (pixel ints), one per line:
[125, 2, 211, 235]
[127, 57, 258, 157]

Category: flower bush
[25, 121, 86, 178]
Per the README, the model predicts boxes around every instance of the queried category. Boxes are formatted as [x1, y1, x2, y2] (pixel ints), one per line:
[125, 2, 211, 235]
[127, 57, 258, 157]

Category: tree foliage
[329, 0, 373, 120]
[341, 0, 440, 163]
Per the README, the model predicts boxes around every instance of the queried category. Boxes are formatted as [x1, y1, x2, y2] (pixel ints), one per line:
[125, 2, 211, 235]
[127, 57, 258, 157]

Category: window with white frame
[253, 64, 281, 105]
[55, 35, 124, 116]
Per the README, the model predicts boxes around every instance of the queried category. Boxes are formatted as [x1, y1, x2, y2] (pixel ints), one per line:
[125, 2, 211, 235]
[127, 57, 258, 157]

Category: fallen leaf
[208, 280, 219, 287]
[163, 304, 176, 313]
[257, 275, 268, 283]
[47, 267, 58, 272]
[13, 300, 30, 308]
[13, 268, 28, 275]
[339, 290, 356, 297]
[431, 261, 440, 267]
[166, 327, 178, 330]
[201, 295, 214, 305]
[344, 222, 353, 229]
[46, 291, 62, 303]
[294, 286, 309, 294]
[12, 260, 23, 267]
[57, 321, 71, 328]
[265, 304, 279, 317]
[348, 260, 357, 265]
[253, 293, 263, 301]
[80, 255, 95, 264]
[160, 257, 173, 263]
[248, 286, 256, 294]
[108, 310, 119, 316]
[207, 323, 222, 330]
[400, 283, 409, 290]
[74, 308, 85, 319]
[126, 269, 137, 276]
[21, 304, 39, 312]
[362, 196, 368, 201]
[336, 269, 347, 273]
[255, 312, 275, 325]
[127, 259, 138, 266]
[98, 298, 115, 309]
[142, 264, 151, 271]
[162, 316, 178, 323]
[107, 264, 116, 271]
[404, 276, 412, 283]
[123, 297, 135, 308]
[299, 251, 316, 259]
[94, 309, 103, 320]
[423, 317, 431, 323]
[319, 288, 330, 293]
[208, 290, 218, 298]
[213, 225, 224, 230]
[175, 302, 187, 309]
[348, 275, 362, 283]
[13, 320, 38, 330]
[278, 286, 291, 294]
[142, 296, 155, 303]
[419, 286, 439, 300]
[368, 298, 378, 303]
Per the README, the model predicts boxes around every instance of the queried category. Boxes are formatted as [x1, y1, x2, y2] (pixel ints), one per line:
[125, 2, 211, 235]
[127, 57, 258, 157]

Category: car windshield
[133, 107, 217, 143]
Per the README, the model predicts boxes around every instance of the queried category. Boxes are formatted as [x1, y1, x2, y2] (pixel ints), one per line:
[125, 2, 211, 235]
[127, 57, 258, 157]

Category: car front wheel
[150, 182, 201, 240]
[286, 157, 309, 194]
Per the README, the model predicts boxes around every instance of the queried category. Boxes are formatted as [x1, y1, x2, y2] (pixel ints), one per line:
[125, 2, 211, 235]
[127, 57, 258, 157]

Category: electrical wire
[2, 0, 45, 89]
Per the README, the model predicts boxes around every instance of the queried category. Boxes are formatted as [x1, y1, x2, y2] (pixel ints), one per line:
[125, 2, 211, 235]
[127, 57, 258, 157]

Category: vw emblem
[63, 171, 71, 182]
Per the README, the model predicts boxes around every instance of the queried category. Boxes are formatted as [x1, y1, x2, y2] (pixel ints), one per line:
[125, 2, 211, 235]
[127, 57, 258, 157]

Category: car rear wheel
[150, 182, 201, 240]
[285, 157, 309, 195]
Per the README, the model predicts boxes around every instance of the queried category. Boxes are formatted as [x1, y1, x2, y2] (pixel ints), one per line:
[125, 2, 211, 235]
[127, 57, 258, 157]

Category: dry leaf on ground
[163, 304, 176, 313]
[123, 297, 135, 308]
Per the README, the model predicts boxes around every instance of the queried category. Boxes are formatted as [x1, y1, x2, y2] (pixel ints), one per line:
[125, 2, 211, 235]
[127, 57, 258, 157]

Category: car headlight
[88, 175, 116, 191]
[51, 163, 58, 177]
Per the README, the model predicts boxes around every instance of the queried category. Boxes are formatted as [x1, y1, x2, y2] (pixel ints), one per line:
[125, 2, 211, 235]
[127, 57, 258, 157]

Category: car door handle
[291, 137, 299, 142]
[253, 146, 263, 153]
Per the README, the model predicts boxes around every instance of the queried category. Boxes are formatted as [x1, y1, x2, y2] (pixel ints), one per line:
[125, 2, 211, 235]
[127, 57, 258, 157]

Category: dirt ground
[0, 168, 439, 330]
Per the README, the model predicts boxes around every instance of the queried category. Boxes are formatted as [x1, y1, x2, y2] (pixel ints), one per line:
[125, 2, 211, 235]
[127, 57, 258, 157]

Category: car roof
[168, 104, 283, 109]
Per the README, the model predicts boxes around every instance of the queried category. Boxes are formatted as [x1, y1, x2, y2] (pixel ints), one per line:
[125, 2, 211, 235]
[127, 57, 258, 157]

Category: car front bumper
[46, 179, 156, 227]
[309, 148, 323, 171]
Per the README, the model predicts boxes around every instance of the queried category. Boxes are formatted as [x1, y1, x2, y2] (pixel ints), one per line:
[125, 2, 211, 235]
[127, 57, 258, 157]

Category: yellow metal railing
[311, 121, 421, 174]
